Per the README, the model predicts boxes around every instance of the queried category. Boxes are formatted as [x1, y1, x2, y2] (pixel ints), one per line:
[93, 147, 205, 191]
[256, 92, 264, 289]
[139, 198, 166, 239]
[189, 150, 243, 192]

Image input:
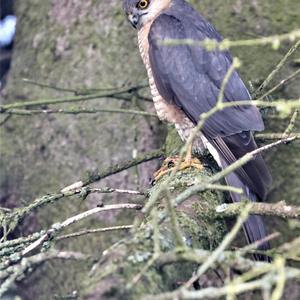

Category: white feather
[200, 134, 222, 167]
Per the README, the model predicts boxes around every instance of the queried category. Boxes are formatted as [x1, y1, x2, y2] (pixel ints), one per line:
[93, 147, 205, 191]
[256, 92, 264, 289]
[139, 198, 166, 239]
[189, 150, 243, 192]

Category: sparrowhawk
[123, 0, 272, 261]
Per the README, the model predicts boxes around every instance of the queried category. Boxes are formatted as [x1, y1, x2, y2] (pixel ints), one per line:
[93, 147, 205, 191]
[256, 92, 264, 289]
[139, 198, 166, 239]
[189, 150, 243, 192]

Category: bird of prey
[123, 0, 272, 260]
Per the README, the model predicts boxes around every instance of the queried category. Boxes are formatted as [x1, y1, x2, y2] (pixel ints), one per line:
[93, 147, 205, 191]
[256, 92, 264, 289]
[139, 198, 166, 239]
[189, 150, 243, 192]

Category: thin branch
[276, 236, 300, 260]
[255, 40, 300, 97]
[87, 187, 145, 196]
[164, 190, 185, 248]
[260, 68, 300, 99]
[0, 115, 12, 126]
[237, 232, 281, 255]
[217, 58, 240, 104]
[61, 148, 164, 192]
[221, 98, 300, 113]
[255, 133, 300, 140]
[162, 29, 300, 50]
[0, 207, 11, 212]
[21, 78, 148, 96]
[215, 201, 300, 219]
[0, 107, 158, 118]
[271, 257, 286, 300]
[0, 86, 151, 111]
[56, 225, 133, 241]
[22, 78, 91, 94]
[21, 204, 141, 256]
[205, 184, 243, 194]
[283, 109, 299, 136]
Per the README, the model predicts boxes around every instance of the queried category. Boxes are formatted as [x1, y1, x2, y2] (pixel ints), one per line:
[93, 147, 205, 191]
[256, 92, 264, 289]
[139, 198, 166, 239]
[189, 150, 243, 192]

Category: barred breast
[138, 22, 186, 124]
[137, 22, 206, 151]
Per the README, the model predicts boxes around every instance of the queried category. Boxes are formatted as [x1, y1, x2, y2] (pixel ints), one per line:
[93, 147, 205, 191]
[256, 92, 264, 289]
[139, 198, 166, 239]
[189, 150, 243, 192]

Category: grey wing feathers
[148, 13, 264, 138]
[148, 13, 272, 200]
[222, 161, 271, 261]
[211, 132, 272, 200]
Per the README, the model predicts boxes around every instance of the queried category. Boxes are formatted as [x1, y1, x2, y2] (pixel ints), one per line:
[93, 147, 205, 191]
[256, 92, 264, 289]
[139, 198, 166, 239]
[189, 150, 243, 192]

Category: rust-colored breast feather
[137, 21, 196, 143]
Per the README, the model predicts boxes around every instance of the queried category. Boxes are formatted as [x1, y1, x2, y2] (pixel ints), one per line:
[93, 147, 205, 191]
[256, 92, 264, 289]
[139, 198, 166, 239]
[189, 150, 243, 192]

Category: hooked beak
[128, 14, 140, 29]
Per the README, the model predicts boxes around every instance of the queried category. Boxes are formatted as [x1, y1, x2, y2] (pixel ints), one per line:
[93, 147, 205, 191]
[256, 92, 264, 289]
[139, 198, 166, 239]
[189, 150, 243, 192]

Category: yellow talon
[154, 145, 203, 181]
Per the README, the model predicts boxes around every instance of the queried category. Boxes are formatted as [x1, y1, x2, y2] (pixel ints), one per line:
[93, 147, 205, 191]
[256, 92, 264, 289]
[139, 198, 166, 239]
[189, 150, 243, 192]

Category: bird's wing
[148, 13, 272, 199]
[211, 133, 272, 199]
[148, 13, 263, 137]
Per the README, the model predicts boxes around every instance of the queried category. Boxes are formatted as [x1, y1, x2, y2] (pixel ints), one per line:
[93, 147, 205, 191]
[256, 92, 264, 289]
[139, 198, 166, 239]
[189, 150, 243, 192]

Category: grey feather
[148, 4, 264, 138]
[220, 156, 271, 262]
[211, 132, 272, 200]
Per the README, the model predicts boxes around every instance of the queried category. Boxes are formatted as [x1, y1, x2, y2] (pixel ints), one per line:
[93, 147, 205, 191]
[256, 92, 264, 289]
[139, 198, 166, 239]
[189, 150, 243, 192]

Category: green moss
[164, 125, 184, 156]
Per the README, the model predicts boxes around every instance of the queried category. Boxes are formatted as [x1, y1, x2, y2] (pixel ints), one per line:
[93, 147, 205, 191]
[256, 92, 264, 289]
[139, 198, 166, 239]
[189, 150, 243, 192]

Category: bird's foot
[153, 155, 203, 182]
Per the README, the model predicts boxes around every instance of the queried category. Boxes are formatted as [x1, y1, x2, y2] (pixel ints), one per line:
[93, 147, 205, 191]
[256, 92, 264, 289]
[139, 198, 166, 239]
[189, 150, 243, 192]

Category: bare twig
[255, 40, 300, 97]
[283, 109, 299, 136]
[0, 107, 157, 118]
[260, 68, 300, 99]
[162, 29, 300, 51]
[22, 204, 141, 256]
[61, 148, 164, 193]
[0, 115, 12, 126]
[56, 225, 133, 241]
[271, 257, 286, 300]
[0, 86, 151, 111]
[21, 78, 148, 96]
[87, 187, 145, 196]
[238, 232, 281, 255]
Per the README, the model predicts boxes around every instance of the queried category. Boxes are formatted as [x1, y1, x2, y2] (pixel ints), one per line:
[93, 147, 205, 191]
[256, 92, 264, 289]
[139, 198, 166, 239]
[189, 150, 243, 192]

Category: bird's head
[123, 0, 171, 30]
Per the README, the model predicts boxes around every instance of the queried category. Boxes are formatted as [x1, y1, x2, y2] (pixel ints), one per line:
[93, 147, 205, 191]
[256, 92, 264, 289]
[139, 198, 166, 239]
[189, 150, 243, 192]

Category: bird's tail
[223, 166, 271, 262]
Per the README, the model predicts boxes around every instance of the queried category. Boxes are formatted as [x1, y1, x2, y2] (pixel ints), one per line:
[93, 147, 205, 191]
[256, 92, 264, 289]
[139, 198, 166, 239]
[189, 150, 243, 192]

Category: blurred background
[0, 0, 15, 89]
[0, 0, 299, 299]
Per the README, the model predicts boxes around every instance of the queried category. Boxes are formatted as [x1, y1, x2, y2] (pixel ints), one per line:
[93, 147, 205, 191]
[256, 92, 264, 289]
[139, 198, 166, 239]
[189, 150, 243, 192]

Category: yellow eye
[138, 0, 149, 9]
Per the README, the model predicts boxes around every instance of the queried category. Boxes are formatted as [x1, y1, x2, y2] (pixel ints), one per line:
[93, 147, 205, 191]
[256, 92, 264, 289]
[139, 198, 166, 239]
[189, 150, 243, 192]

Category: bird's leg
[153, 144, 203, 181]
[180, 143, 203, 171]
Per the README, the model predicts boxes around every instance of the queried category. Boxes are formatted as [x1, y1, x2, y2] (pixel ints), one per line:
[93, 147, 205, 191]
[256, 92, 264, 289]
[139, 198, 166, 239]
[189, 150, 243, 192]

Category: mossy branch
[214, 201, 300, 219]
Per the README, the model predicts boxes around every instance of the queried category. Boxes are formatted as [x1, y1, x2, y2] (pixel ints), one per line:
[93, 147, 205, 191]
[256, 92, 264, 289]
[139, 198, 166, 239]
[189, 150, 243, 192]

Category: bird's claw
[153, 156, 203, 182]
